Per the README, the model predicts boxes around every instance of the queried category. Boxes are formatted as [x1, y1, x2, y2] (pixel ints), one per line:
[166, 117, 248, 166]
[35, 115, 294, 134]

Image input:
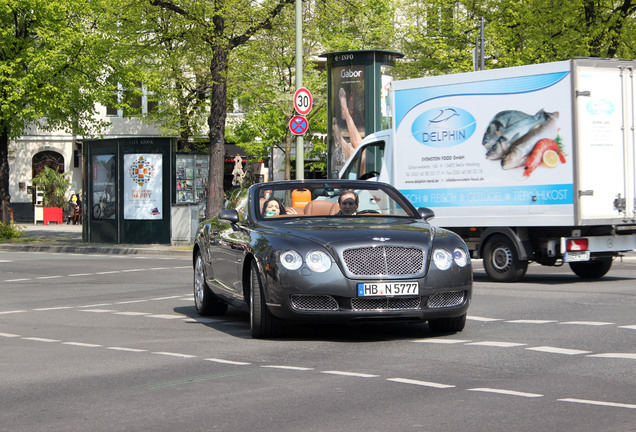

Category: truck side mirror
[329, 170, 340, 179]
[418, 207, 435, 222]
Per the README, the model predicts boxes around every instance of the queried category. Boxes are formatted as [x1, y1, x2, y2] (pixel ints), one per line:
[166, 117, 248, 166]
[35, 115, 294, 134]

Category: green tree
[0, 0, 136, 224]
[31, 166, 72, 209]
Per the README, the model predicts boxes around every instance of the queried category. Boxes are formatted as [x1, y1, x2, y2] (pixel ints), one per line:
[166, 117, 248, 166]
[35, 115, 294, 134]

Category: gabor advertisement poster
[393, 65, 574, 223]
[124, 153, 163, 220]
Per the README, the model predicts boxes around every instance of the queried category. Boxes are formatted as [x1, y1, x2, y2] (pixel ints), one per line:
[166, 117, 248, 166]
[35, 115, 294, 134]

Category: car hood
[265, 218, 435, 250]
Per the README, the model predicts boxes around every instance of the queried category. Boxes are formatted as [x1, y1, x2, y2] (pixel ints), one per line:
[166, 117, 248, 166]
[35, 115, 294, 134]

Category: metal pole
[295, 0, 304, 179]
[480, 17, 485, 71]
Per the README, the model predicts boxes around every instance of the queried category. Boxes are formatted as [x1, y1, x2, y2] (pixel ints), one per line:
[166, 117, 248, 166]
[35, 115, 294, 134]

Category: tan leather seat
[303, 200, 336, 216]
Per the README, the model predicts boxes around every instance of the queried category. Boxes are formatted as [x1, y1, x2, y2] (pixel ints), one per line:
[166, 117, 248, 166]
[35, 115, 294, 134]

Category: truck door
[340, 141, 385, 181]
[575, 61, 636, 222]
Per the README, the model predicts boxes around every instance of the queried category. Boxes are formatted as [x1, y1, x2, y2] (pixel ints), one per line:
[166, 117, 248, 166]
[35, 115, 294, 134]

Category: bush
[32, 166, 71, 209]
[0, 222, 25, 240]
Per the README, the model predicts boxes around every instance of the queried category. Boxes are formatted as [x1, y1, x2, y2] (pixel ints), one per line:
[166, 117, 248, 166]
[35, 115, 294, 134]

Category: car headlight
[280, 250, 303, 270]
[306, 250, 332, 273]
[433, 248, 453, 270]
[453, 248, 469, 267]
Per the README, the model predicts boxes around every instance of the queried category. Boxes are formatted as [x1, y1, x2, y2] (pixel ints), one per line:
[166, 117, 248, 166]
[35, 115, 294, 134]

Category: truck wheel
[483, 234, 528, 282]
[569, 257, 612, 279]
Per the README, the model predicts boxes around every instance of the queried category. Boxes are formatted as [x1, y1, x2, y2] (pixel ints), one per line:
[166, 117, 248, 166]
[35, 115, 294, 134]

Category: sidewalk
[0, 222, 191, 256]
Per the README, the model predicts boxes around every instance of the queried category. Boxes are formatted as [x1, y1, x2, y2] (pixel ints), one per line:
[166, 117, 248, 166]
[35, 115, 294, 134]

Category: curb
[0, 241, 192, 256]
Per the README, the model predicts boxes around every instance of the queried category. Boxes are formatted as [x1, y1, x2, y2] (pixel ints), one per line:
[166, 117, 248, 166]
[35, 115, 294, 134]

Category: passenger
[337, 190, 358, 216]
[262, 198, 297, 217]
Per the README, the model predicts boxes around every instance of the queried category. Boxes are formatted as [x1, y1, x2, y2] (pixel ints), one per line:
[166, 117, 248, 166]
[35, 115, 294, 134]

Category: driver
[337, 190, 358, 216]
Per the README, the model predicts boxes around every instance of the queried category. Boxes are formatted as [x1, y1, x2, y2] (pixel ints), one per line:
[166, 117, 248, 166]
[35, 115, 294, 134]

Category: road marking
[559, 321, 614, 326]
[78, 303, 113, 308]
[152, 351, 197, 359]
[114, 300, 148, 304]
[412, 339, 471, 344]
[387, 378, 455, 388]
[114, 311, 151, 316]
[506, 320, 557, 324]
[0, 310, 27, 315]
[466, 341, 527, 348]
[150, 296, 183, 301]
[618, 325, 636, 330]
[149, 267, 170, 270]
[63, 342, 103, 348]
[81, 309, 118, 313]
[0, 332, 21, 338]
[468, 316, 503, 322]
[106, 347, 147, 353]
[68, 273, 92, 277]
[587, 353, 636, 360]
[121, 269, 145, 273]
[145, 314, 183, 319]
[559, 398, 636, 409]
[22, 337, 60, 343]
[468, 388, 543, 398]
[526, 346, 592, 355]
[36, 275, 63, 279]
[321, 370, 379, 378]
[184, 317, 223, 323]
[205, 358, 251, 366]
[262, 365, 314, 371]
[33, 306, 73, 311]
[3, 279, 30, 282]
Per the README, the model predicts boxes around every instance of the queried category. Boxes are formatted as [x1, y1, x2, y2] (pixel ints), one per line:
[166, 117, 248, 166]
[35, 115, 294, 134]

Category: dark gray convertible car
[193, 180, 472, 338]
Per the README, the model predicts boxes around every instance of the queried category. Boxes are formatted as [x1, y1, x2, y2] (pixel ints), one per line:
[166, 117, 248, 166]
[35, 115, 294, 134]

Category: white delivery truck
[338, 58, 636, 282]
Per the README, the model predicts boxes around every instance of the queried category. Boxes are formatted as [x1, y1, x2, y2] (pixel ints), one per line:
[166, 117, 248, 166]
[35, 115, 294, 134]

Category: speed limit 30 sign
[294, 87, 312, 116]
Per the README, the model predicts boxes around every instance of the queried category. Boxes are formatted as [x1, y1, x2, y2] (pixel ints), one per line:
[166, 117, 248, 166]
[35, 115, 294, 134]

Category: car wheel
[250, 261, 281, 339]
[483, 234, 528, 282]
[569, 257, 612, 279]
[428, 314, 466, 333]
[193, 252, 228, 316]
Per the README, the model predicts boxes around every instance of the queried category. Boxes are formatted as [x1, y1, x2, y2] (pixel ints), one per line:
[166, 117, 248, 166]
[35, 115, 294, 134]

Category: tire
[482, 234, 528, 282]
[428, 314, 466, 333]
[250, 261, 281, 338]
[569, 257, 612, 279]
[193, 252, 228, 316]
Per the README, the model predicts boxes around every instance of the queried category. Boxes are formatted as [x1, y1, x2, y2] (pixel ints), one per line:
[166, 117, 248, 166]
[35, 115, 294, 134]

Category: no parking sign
[289, 115, 309, 135]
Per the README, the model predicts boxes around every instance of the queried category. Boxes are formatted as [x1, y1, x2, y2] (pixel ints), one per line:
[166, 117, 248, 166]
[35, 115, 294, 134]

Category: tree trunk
[205, 45, 229, 219]
[284, 131, 293, 180]
[0, 127, 10, 224]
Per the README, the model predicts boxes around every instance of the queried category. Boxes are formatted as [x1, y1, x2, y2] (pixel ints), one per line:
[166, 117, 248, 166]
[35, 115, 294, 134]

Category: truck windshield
[341, 142, 384, 181]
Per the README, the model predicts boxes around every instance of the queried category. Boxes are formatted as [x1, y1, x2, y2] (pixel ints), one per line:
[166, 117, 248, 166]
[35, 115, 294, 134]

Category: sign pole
[295, 0, 304, 179]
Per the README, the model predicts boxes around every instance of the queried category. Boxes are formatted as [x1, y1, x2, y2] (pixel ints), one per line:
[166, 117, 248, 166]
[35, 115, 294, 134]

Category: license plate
[564, 251, 590, 262]
[357, 282, 419, 297]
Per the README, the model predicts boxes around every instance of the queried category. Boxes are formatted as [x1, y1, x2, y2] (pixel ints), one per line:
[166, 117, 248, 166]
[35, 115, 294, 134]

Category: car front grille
[351, 296, 421, 311]
[426, 291, 465, 308]
[290, 294, 339, 311]
[342, 246, 425, 276]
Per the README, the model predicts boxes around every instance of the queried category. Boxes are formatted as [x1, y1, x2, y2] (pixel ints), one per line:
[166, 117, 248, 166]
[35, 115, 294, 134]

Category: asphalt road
[1, 250, 634, 432]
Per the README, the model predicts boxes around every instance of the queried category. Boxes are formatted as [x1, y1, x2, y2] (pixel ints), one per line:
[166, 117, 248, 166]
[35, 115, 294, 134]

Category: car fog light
[453, 248, 468, 267]
[433, 248, 452, 270]
[280, 250, 302, 270]
[306, 250, 332, 273]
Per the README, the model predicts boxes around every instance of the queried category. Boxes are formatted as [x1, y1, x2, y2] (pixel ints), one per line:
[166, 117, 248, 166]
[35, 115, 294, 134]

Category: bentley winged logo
[372, 237, 391, 242]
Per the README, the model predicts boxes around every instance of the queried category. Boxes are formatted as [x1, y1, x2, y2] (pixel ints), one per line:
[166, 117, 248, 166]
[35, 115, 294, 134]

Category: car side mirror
[418, 207, 435, 222]
[218, 209, 239, 224]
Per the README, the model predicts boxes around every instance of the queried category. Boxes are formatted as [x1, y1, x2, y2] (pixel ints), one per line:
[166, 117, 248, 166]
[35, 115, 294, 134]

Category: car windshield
[253, 181, 419, 220]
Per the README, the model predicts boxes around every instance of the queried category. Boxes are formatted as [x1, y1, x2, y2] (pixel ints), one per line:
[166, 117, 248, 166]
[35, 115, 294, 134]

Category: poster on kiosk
[123, 153, 163, 220]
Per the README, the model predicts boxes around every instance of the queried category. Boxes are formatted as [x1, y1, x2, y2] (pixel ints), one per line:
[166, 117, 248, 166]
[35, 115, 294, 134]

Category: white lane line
[619, 325, 636, 330]
[80, 309, 118, 313]
[587, 353, 636, 360]
[0, 332, 21, 338]
[4, 279, 31, 282]
[506, 320, 557, 324]
[468, 388, 543, 398]
[152, 352, 197, 359]
[205, 358, 251, 366]
[96, 271, 120, 275]
[68, 273, 92, 277]
[262, 365, 314, 371]
[106, 347, 148, 353]
[0, 310, 27, 315]
[150, 296, 183, 301]
[22, 337, 60, 343]
[559, 321, 614, 326]
[184, 318, 223, 323]
[121, 269, 145, 273]
[321, 371, 379, 378]
[149, 267, 170, 270]
[172, 266, 190, 269]
[36, 275, 63, 280]
[412, 339, 471, 344]
[114, 311, 151, 316]
[114, 300, 148, 305]
[145, 314, 183, 319]
[468, 316, 503, 322]
[387, 378, 455, 389]
[33, 306, 73, 311]
[559, 398, 636, 409]
[63, 342, 103, 348]
[466, 341, 527, 348]
[78, 303, 113, 308]
[526, 346, 592, 355]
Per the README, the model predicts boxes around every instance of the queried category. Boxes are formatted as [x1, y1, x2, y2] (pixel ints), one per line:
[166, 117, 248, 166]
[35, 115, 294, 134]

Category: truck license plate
[564, 251, 590, 262]
[357, 282, 419, 297]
